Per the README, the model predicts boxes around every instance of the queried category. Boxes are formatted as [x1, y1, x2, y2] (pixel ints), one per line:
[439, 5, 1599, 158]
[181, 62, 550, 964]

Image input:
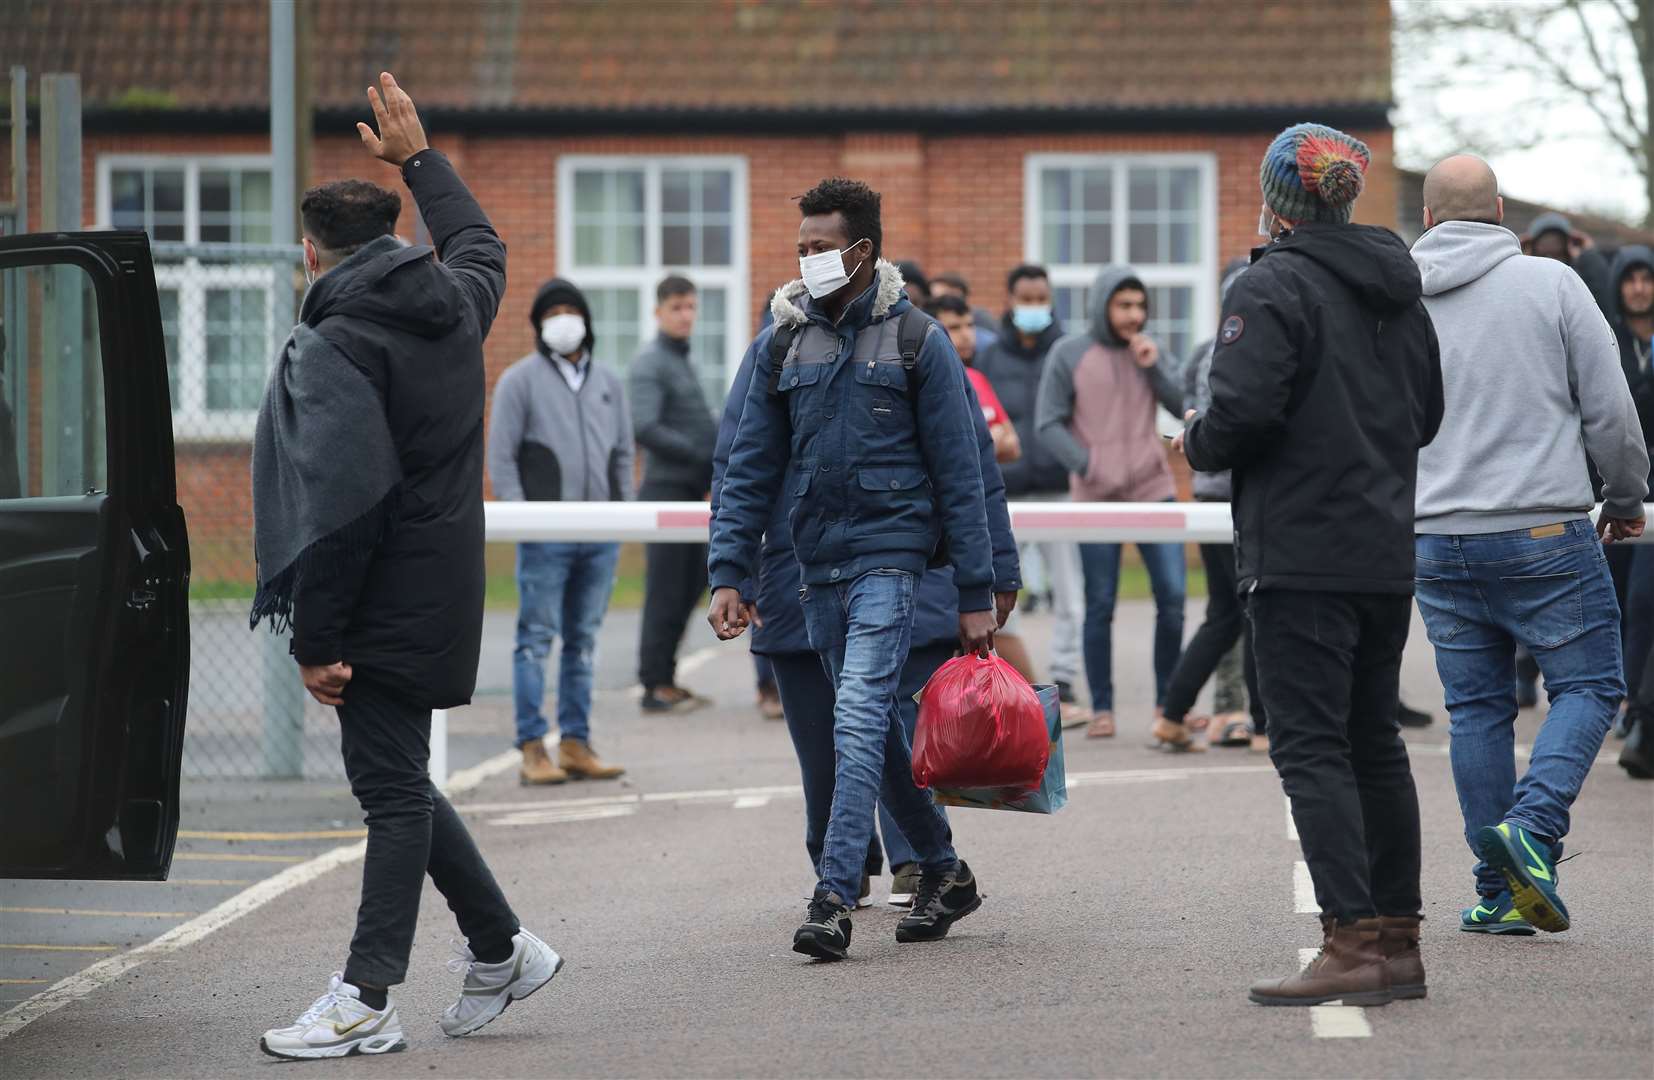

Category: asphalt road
[2, 602, 1650, 1078]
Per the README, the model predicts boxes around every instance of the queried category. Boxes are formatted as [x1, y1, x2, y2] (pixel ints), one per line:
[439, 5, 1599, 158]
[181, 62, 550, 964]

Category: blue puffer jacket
[710, 262, 996, 612]
[711, 296, 1022, 655]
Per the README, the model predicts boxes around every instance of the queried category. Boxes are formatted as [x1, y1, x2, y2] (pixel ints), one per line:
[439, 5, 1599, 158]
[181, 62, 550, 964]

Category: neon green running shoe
[1459, 892, 1535, 936]
[1476, 822, 1570, 933]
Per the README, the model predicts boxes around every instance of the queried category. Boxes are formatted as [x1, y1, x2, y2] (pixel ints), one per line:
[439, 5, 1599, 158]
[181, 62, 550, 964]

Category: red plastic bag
[912, 654, 1050, 791]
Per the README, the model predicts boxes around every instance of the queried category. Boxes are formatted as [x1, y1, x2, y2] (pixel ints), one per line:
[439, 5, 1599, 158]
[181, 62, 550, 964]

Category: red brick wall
[22, 124, 1394, 579]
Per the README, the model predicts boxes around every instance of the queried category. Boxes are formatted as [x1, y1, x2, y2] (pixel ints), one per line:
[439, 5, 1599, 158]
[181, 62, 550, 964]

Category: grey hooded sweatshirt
[1034, 265, 1182, 503]
[1411, 220, 1648, 533]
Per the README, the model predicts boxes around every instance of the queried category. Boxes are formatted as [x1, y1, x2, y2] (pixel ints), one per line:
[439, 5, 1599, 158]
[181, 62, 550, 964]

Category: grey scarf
[249, 322, 401, 633]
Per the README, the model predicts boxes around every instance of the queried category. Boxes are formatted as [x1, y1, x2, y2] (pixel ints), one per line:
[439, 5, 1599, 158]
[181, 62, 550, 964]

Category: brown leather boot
[1378, 916, 1426, 1000]
[1249, 916, 1392, 1006]
[519, 739, 568, 786]
[559, 738, 625, 780]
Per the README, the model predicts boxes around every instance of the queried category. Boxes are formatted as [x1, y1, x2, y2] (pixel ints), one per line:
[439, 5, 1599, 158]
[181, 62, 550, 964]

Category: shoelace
[806, 896, 845, 923]
[910, 869, 948, 914]
[445, 937, 478, 976]
[295, 973, 349, 1026]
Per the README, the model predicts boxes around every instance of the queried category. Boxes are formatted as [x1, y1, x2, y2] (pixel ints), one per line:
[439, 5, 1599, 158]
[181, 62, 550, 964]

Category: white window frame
[555, 155, 749, 392]
[1023, 152, 1219, 359]
[96, 154, 278, 440]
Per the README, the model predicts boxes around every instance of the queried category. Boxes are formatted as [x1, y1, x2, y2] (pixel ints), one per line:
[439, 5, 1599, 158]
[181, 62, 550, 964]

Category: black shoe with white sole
[793, 891, 853, 960]
[895, 860, 981, 942]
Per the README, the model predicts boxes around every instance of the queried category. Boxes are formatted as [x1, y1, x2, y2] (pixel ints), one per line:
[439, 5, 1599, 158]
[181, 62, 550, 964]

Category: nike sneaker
[440, 928, 563, 1037]
[259, 973, 405, 1059]
[1476, 822, 1570, 933]
[1459, 892, 1536, 936]
[895, 859, 981, 942]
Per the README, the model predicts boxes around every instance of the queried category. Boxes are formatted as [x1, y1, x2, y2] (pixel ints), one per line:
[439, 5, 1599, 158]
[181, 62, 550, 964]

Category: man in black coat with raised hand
[1178, 123, 1443, 1009]
[251, 73, 560, 1060]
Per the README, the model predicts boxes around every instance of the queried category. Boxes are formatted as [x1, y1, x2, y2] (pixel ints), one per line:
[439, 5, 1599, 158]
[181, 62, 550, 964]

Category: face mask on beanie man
[540, 313, 587, 357]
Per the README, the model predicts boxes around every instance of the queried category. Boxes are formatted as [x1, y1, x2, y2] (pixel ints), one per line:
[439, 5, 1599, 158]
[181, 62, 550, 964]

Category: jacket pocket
[1500, 571, 1584, 649]
[517, 441, 562, 501]
[855, 465, 934, 549]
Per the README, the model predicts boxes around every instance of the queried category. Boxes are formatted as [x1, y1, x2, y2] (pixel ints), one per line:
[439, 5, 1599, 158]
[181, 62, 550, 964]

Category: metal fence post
[39, 75, 93, 497]
[260, 0, 305, 778]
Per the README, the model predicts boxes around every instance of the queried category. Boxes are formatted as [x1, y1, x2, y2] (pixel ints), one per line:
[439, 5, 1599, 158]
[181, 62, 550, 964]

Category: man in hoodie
[1524, 211, 1616, 316]
[488, 278, 631, 786]
[1180, 123, 1443, 1007]
[1035, 267, 1187, 745]
[708, 177, 1001, 961]
[976, 264, 1087, 719]
[1609, 244, 1654, 753]
[250, 73, 558, 1059]
[630, 275, 720, 714]
[1409, 154, 1647, 936]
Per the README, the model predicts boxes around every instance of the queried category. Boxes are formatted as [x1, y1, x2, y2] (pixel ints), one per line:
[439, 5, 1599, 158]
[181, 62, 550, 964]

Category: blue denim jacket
[711, 292, 1022, 654]
[710, 262, 997, 614]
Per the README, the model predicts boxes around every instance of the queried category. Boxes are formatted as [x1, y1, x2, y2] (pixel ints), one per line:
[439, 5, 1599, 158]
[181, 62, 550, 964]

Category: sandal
[1149, 715, 1206, 753]
[1085, 710, 1116, 739]
[1185, 713, 1212, 733]
[1212, 713, 1252, 747]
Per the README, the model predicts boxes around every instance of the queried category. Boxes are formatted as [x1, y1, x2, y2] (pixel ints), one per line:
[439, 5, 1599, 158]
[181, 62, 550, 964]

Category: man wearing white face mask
[488, 277, 632, 785]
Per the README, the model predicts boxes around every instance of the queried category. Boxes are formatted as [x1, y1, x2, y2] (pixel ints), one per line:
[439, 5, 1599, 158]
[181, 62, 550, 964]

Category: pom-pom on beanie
[1260, 123, 1371, 225]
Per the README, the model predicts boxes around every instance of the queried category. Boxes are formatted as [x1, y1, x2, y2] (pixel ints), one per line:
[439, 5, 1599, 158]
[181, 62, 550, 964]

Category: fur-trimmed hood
[769, 259, 907, 330]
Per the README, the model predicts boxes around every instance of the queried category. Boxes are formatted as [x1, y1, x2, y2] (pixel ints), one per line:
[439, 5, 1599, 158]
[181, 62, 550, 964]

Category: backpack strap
[765, 324, 800, 395]
[896, 307, 929, 398]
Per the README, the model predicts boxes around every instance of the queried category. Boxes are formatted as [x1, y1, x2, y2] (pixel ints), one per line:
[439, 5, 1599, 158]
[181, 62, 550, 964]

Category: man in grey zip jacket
[1410, 155, 1647, 936]
[488, 277, 632, 785]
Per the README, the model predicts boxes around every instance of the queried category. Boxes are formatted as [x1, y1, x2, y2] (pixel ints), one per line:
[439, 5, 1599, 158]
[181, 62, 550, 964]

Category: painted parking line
[1284, 795, 1298, 841]
[176, 829, 368, 842]
[1293, 862, 1317, 914]
[0, 980, 49, 986]
[0, 944, 118, 953]
[171, 852, 306, 864]
[82, 879, 251, 887]
[488, 805, 639, 828]
[0, 907, 197, 919]
[1297, 948, 1374, 1038]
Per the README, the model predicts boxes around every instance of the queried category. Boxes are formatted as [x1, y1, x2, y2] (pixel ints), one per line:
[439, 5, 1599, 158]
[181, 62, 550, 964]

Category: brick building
[10, 0, 1397, 579]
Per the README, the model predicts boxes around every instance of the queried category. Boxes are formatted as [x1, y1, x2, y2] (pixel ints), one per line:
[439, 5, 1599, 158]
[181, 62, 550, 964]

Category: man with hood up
[1523, 210, 1615, 316]
[708, 177, 1006, 962]
[1408, 155, 1646, 937]
[250, 74, 560, 1059]
[1034, 266, 1187, 745]
[1180, 123, 1444, 1008]
[488, 277, 632, 786]
[1607, 243, 1654, 778]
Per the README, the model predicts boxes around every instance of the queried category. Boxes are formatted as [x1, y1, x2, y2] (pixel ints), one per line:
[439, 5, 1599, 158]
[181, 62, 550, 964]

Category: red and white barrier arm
[483, 501, 1654, 544]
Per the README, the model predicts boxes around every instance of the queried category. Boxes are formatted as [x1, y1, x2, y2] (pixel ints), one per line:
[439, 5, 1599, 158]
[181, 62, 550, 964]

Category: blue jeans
[801, 569, 958, 905]
[1414, 520, 1624, 898]
[878, 641, 957, 869]
[512, 541, 621, 746]
[1077, 538, 1187, 712]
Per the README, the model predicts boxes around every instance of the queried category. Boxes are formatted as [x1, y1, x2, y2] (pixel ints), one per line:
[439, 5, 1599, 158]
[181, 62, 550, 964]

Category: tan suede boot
[519, 739, 568, 786]
[1248, 917, 1392, 1006]
[559, 738, 625, 780]
[1378, 916, 1426, 1000]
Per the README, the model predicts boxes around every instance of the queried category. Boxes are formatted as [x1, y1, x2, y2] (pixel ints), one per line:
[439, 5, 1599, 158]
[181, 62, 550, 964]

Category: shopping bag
[932, 684, 1068, 815]
[912, 653, 1049, 790]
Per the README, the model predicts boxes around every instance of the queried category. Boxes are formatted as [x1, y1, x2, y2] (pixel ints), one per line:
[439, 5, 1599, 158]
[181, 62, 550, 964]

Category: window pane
[1128, 167, 1161, 211]
[239, 171, 273, 244]
[1169, 221, 1196, 264]
[1147, 285, 1194, 367]
[111, 169, 146, 229]
[701, 170, 732, 213]
[662, 224, 691, 266]
[1053, 285, 1089, 337]
[701, 225, 731, 267]
[1043, 223, 1071, 266]
[151, 169, 186, 241]
[199, 169, 231, 243]
[1041, 168, 1070, 213]
[1129, 222, 1159, 264]
[1, 263, 105, 498]
[574, 171, 606, 215]
[688, 286, 727, 406]
[661, 170, 691, 214]
[586, 287, 642, 376]
[1080, 168, 1112, 212]
[570, 169, 645, 267]
[158, 286, 181, 408]
[574, 223, 605, 266]
[205, 288, 268, 411]
[660, 168, 735, 267]
[1082, 222, 1112, 265]
[1168, 167, 1200, 212]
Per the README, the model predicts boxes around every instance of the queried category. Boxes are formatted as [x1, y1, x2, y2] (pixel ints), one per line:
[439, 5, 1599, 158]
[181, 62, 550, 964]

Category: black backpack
[765, 307, 931, 400]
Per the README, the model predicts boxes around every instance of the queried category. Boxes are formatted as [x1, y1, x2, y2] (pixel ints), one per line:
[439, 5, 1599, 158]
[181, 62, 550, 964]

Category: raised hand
[356, 72, 430, 167]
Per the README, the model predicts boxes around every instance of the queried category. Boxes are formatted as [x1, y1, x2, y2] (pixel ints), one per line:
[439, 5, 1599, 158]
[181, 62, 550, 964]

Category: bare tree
[1394, 0, 1651, 226]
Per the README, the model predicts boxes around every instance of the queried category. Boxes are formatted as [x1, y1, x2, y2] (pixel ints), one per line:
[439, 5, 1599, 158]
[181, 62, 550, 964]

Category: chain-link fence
[154, 243, 348, 779]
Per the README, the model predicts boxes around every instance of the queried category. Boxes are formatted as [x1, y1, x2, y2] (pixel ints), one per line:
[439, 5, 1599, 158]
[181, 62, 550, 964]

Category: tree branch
[1565, 0, 1645, 147]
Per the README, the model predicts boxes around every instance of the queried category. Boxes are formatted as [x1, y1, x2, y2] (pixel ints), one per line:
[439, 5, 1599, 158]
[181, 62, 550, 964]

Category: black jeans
[638, 477, 709, 690]
[1161, 543, 1264, 731]
[1248, 590, 1422, 921]
[338, 677, 518, 989]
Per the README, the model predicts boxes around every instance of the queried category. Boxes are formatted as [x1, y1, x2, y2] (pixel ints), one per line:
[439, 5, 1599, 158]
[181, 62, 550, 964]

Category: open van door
[0, 231, 190, 879]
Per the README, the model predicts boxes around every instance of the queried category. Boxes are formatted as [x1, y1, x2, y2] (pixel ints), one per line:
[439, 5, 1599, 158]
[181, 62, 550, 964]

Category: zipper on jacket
[573, 378, 591, 500]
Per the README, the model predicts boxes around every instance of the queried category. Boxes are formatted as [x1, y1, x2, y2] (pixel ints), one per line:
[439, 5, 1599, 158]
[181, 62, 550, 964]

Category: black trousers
[338, 677, 518, 989]
[1161, 543, 1264, 730]
[638, 477, 709, 690]
[1248, 590, 1422, 921]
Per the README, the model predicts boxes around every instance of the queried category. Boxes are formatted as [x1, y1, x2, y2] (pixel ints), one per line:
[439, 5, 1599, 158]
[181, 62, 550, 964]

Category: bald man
[1410, 155, 1648, 937]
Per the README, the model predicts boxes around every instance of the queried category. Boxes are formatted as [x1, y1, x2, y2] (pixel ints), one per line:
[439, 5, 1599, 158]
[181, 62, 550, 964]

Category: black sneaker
[793, 891, 853, 960]
[1397, 701, 1433, 728]
[1055, 681, 1077, 706]
[895, 860, 981, 942]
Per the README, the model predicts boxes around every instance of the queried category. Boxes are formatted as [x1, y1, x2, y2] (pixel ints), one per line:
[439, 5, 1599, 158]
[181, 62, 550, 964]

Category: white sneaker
[439, 928, 563, 1037]
[259, 973, 405, 1059]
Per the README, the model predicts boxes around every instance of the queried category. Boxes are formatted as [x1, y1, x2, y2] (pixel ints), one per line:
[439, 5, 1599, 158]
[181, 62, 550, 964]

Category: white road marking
[488, 805, 639, 827]
[732, 795, 771, 809]
[1284, 795, 1298, 841]
[1293, 862, 1317, 914]
[0, 745, 519, 1043]
[1295, 949, 1374, 1037]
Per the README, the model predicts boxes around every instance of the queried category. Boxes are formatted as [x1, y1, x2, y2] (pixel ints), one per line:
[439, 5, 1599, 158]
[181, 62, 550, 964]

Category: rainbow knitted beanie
[1260, 123, 1371, 224]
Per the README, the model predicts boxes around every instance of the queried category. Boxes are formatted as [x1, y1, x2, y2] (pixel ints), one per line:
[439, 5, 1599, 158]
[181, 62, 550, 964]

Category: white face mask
[1258, 205, 1279, 240]
[799, 239, 869, 300]
[540, 313, 587, 356]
